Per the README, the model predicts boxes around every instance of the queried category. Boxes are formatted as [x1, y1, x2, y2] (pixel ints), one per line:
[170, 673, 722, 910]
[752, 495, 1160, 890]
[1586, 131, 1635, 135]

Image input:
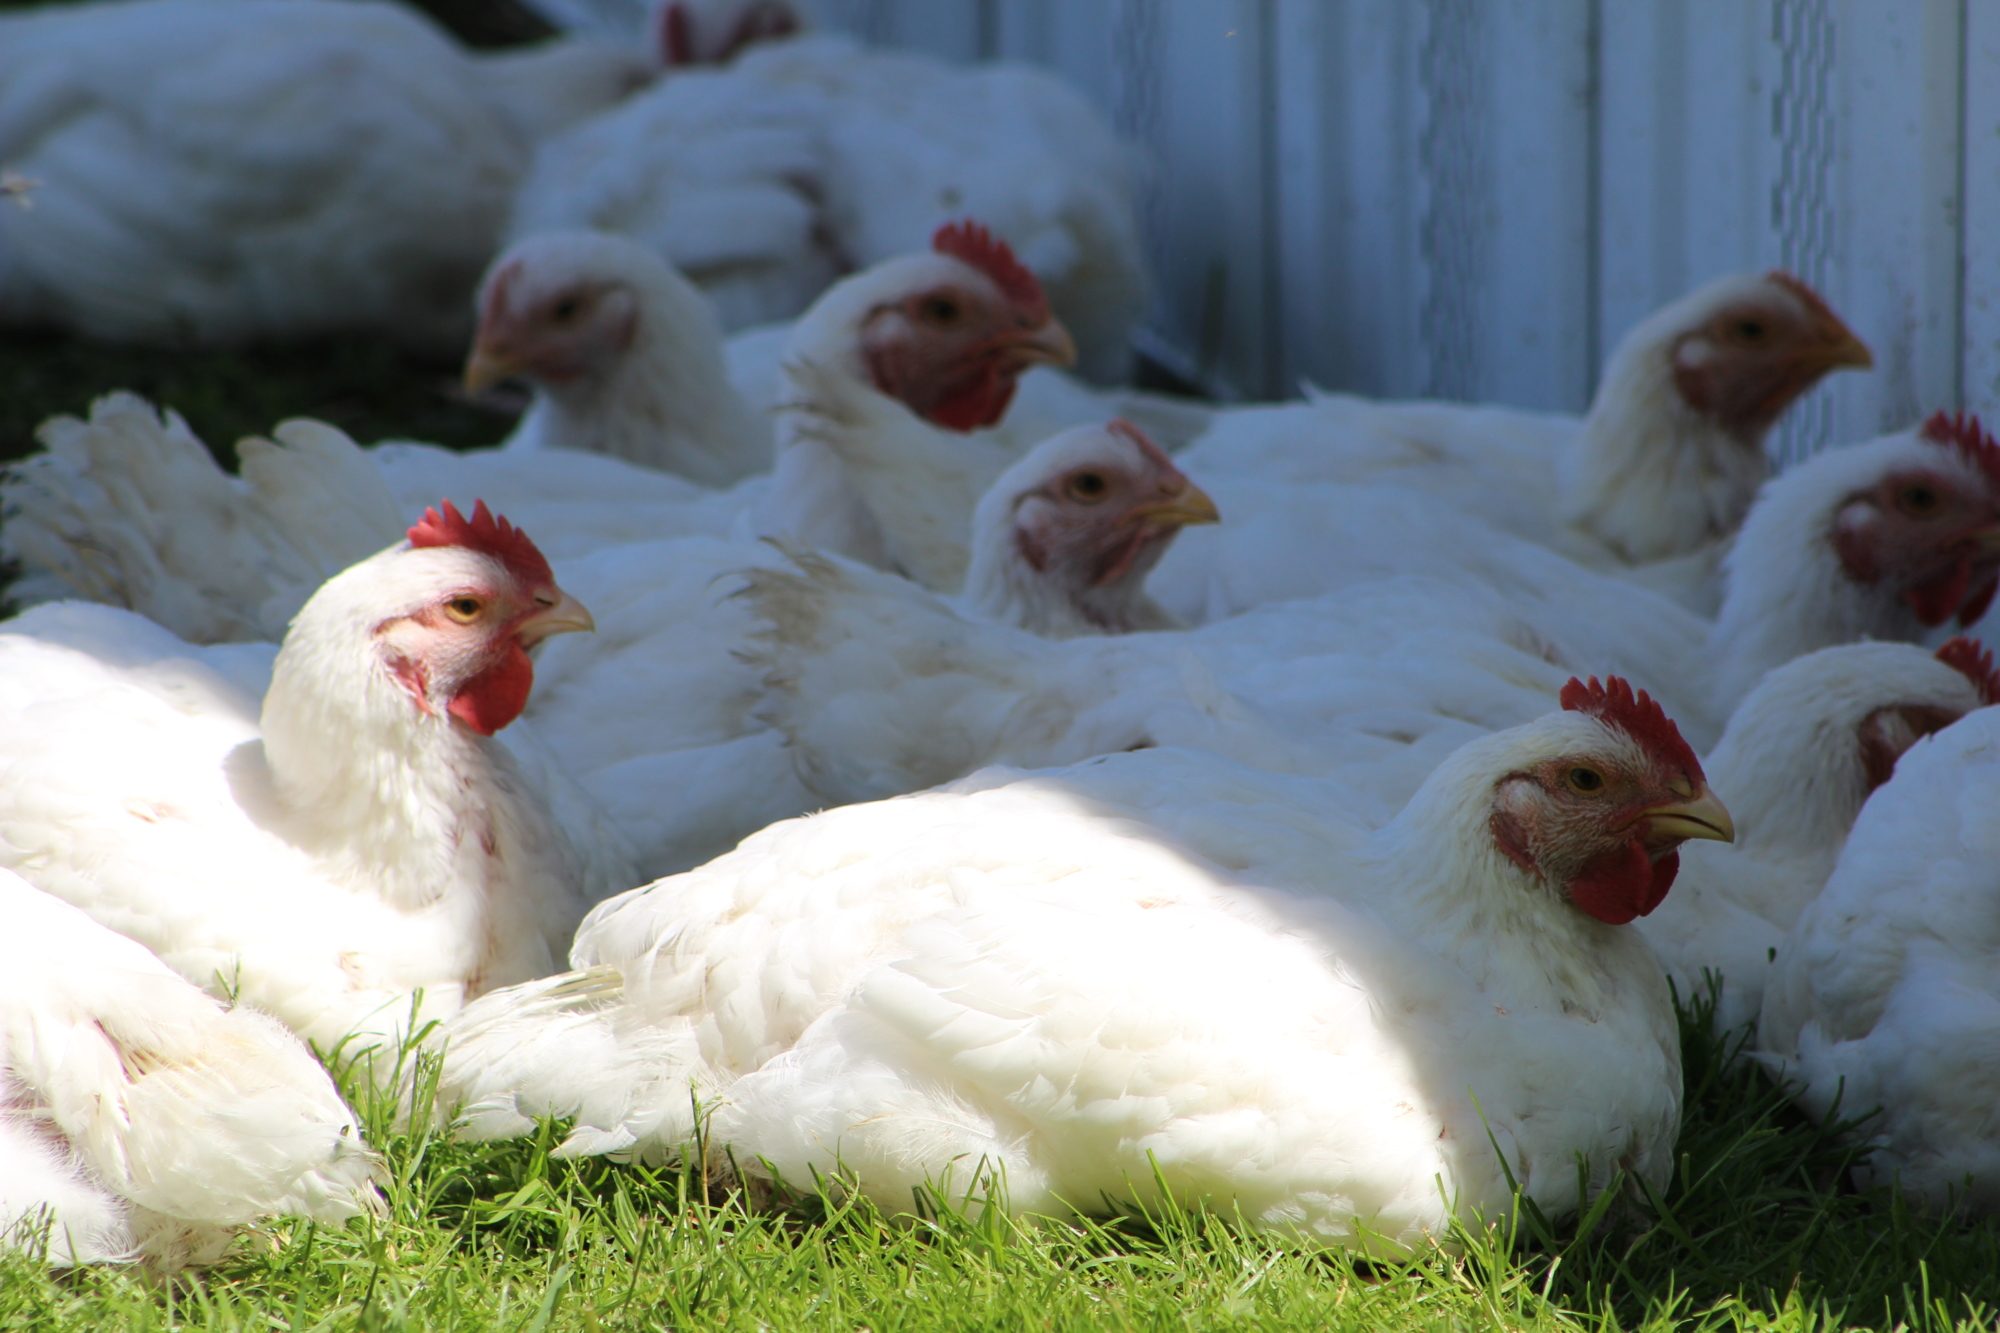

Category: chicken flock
[1, 0, 1997, 1275]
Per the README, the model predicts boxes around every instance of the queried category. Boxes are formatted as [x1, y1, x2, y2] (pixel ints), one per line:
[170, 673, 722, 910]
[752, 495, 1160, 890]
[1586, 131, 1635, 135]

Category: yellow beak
[518, 588, 596, 646]
[1641, 787, 1735, 845]
[462, 345, 521, 395]
[1131, 483, 1222, 529]
[1807, 329, 1875, 372]
[998, 317, 1079, 372]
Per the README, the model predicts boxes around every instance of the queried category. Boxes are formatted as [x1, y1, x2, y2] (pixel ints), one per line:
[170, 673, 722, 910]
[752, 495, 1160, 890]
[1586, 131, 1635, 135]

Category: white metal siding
[815, 0, 1983, 462]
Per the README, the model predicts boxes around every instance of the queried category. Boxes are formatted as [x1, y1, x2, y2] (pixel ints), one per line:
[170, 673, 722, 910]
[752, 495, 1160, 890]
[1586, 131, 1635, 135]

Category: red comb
[1765, 270, 1842, 327]
[1920, 411, 2000, 490]
[1105, 417, 1175, 471]
[406, 500, 553, 587]
[1559, 676, 1704, 781]
[1936, 636, 2000, 707]
[932, 219, 1048, 320]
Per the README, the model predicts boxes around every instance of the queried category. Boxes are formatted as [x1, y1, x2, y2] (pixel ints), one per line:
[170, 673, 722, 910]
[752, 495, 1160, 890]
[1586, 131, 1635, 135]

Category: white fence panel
[791, 0, 1988, 455]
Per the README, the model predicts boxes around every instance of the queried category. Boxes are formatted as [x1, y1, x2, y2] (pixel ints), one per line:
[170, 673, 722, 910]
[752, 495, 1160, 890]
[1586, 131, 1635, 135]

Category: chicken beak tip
[1645, 788, 1736, 845]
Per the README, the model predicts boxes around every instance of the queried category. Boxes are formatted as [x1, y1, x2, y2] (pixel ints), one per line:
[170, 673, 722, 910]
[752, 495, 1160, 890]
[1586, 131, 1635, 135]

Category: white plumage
[0, 869, 381, 1271]
[733, 414, 2000, 828]
[519, 418, 1217, 875]
[1170, 270, 1870, 605]
[0, 510, 631, 1070]
[435, 681, 1730, 1251]
[0, 0, 652, 352]
[1757, 683, 2000, 1213]
[0, 225, 1089, 644]
[1636, 640, 1999, 1035]
[509, 32, 1147, 377]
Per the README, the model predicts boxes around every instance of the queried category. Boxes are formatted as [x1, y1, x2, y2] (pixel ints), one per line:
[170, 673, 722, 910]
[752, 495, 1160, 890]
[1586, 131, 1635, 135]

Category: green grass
[0, 330, 511, 470]
[1, 1001, 1997, 1332]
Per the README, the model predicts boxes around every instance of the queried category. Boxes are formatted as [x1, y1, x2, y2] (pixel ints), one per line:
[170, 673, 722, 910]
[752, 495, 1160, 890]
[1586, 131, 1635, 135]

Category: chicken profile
[432, 678, 1723, 1255]
[1638, 638, 2000, 1034]
[0, 503, 631, 1072]
[0, 869, 381, 1272]
[1757, 645, 2000, 1214]
[1175, 270, 1871, 600]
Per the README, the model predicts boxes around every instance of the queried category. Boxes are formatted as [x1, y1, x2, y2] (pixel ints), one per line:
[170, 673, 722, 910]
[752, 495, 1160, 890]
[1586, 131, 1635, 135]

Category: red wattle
[448, 645, 534, 736]
[1958, 576, 1998, 628]
[1902, 556, 1973, 627]
[926, 371, 1018, 433]
[1566, 840, 1679, 925]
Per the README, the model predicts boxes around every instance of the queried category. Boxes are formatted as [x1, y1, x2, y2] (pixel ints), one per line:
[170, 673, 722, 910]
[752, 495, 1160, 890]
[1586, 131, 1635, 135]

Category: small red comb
[1105, 417, 1175, 471]
[407, 500, 553, 587]
[1920, 410, 2000, 490]
[932, 219, 1048, 320]
[1559, 675, 1704, 781]
[1936, 636, 2000, 707]
[1765, 270, 1842, 326]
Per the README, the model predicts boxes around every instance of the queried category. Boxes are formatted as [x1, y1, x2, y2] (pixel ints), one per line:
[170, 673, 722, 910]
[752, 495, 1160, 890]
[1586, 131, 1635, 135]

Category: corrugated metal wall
[809, 0, 1982, 464]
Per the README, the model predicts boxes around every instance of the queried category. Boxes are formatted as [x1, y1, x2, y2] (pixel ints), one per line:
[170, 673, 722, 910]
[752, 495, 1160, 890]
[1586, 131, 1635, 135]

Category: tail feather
[428, 967, 707, 1161]
[2, 394, 402, 642]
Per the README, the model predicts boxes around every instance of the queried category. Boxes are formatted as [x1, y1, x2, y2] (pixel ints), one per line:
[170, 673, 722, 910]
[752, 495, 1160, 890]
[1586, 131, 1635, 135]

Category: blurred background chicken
[0, 0, 656, 354]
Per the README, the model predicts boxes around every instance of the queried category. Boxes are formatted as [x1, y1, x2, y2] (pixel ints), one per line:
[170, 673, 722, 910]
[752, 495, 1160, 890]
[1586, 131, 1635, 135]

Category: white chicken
[432, 677, 1726, 1254]
[0, 222, 1083, 643]
[1756, 650, 2000, 1214]
[0, 502, 632, 1072]
[522, 419, 1218, 876]
[1636, 638, 2000, 1035]
[508, 30, 1146, 377]
[0, 0, 654, 352]
[0, 869, 381, 1272]
[1173, 271, 1871, 602]
[737, 412, 2000, 817]
[1760, 660, 2000, 1200]
[464, 229, 776, 487]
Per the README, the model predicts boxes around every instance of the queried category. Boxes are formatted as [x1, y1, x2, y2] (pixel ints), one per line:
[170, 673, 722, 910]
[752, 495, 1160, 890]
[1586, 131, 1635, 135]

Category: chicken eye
[551, 296, 583, 323]
[1897, 484, 1940, 515]
[1064, 471, 1110, 503]
[1565, 766, 1605, 794]
[444, 596, 484, 623]
[920, 295, 963, 325]
[1733, 318, 1768, 342]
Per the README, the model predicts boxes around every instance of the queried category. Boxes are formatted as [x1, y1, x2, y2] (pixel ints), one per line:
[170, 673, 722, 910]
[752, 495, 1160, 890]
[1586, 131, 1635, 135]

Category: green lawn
[0, 1002, 1995, 1332]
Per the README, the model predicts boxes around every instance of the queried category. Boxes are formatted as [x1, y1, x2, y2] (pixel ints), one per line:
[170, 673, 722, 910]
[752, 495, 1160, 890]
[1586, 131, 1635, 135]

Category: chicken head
[377, 501, 595, 735]
[1831, 412, 2000, 628]
[1669, 270, 1873, 441]
[1489, 676, 1734, 925]
[856, 220, 1078, 432]
[462, 244, 645, 395]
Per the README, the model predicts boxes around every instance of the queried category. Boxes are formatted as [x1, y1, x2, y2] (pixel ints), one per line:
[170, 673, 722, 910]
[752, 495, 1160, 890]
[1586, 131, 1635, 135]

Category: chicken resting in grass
[0, 502, 633, 1075]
